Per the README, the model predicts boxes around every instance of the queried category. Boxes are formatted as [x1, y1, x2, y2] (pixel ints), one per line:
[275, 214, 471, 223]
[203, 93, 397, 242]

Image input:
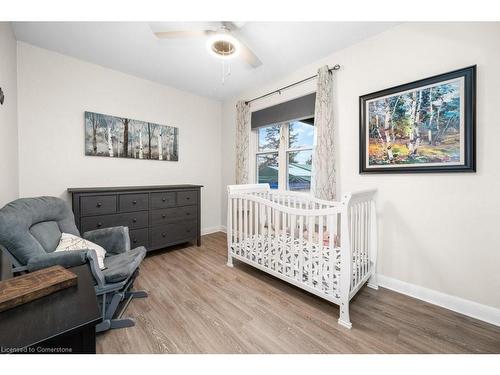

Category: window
[256, 125, 280, 189]
[255, 119, 314, 191]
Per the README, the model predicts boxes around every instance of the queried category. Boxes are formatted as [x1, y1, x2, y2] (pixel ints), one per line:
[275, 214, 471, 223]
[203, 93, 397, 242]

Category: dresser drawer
[80, 211, 148, 233]
[150, 221, 197, 248]
[151, 206, 198, 226]
[81, 195, 116, 216]
[177, 190, 197, 206]
[119, 193, 148, 212]
[150, 192, 176, 209]
[129, 228, 149, 248]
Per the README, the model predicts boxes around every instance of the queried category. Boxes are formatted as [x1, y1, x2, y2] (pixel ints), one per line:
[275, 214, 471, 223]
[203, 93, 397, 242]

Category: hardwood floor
[97, 232, 500, 354]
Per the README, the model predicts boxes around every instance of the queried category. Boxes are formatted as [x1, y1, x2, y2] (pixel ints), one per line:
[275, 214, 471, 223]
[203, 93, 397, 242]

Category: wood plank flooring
[97, 232, 500, 353]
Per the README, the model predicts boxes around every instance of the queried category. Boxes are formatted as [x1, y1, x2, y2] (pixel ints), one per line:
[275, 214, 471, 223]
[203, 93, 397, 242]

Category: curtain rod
[244, 64, 340, 105]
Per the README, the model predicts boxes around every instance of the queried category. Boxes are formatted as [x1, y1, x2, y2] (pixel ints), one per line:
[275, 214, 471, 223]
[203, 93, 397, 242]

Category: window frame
[254, 118, 314, 191]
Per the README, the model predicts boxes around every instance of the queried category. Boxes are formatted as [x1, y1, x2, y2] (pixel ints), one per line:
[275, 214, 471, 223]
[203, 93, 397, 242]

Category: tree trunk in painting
[147, 123, 152, 159]
[122, 118, 129, 157]
[139, 131, 143, 159]
[166, 133, 171, 161]
[414, 90, 423, 154]
[172, 129, 178, 160]
[383, 99, 394, 162]
[92, 114, 98, 155]
[408, 92, 418, 157]
[428, 87, 434, 145]
[158, 133, 163, 160]
[107, 127, 114, 157]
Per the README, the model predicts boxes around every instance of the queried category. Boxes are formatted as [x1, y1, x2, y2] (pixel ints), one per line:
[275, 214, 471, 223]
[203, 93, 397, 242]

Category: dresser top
[67, 184, 203, 193]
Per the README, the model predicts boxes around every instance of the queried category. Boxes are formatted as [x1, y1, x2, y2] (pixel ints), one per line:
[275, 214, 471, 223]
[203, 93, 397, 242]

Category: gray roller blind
[251, 93, 316, 129]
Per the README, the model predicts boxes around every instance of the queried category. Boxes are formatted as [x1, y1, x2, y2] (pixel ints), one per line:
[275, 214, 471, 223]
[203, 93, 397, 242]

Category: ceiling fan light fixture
[206, 32, 240, 59]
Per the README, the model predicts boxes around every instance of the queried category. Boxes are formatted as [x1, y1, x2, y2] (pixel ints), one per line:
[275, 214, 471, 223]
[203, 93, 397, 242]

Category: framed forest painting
[85, 111, 178, 161]
[359, 66, 476, 173]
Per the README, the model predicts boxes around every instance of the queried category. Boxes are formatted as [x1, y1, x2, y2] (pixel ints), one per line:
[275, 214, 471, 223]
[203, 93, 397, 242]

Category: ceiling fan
[153, 22, 262, 68]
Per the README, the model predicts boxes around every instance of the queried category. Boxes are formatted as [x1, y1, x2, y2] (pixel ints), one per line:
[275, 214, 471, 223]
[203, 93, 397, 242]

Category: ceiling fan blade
[239, 41, 262, 68]
[154, 30, 215, 39]
[221, 21, 246, 31]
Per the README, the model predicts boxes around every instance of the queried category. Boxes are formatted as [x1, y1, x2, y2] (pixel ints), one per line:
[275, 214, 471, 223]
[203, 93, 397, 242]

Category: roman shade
[251, 93, 316, 129]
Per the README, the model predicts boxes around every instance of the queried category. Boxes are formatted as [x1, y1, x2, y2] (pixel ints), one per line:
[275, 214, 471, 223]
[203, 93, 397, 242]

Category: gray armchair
[0, 196, 148, 332]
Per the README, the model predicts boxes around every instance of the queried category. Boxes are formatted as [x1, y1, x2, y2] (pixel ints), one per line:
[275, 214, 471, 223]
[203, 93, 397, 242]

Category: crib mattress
[231, 234, 370, 299]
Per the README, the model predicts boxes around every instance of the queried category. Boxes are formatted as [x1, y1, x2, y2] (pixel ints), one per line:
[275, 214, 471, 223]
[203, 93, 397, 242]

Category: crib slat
[281, 207, 286, 274]
[363, 202, 370, 276]
[352, 205, 356, 288]
[233, 198, 237, 245]
[290, 214, 296, 278]
[244, 199, 248, 248]
[298, 215, 304, 282]
[267, 205, 272, 269]
[328, 215, 334, 296]
[359, 203, 364, 282]
[354, 204, 360, 286]
[249, 199, 253, 240]
[227, 197, 233, 250]
[274, 207, 279, 272]
[318, 215, 324, 291]
[366, 201, 372, 272]
[307, 215, 313, 287]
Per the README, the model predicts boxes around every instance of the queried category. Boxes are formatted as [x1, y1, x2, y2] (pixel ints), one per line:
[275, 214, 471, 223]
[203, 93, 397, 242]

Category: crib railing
[342, 190, 378, 299]
[226, 184, 377, 328]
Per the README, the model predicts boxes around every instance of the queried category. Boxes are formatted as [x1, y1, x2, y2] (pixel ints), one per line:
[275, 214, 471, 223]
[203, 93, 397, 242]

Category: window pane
[258, 125, 280, 152]
[257, 153, 279, 189]
[288, 150, 312, 191]
[289, 119, 314, 149]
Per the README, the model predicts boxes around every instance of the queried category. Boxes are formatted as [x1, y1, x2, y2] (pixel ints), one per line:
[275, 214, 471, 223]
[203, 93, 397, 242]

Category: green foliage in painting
[367, 79, 462, 166]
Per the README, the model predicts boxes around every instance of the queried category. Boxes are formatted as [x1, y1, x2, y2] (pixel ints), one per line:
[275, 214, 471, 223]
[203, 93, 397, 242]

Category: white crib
[226, 184, 378, 329]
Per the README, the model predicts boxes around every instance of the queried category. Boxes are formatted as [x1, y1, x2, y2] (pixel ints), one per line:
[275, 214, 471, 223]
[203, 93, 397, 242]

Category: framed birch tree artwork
[84, 112, 179, 161]
[359, 66, 476, 173]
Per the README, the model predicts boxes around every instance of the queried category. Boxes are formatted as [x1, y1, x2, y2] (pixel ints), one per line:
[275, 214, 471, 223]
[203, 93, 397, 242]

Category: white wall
[17, 42, 222, 232]
[221, 23, 500, 310]
[0, 23, 18, 206]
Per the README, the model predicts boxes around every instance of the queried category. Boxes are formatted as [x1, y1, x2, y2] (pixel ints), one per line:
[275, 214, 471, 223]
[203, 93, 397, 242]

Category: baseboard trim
[378, 274, 500, 327]
[201, 226, 225, 235]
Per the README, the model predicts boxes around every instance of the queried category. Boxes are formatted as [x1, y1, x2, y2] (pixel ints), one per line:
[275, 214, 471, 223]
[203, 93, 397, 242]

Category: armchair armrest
[83, 226, 131, 255]
[27, 249, 106, 287]
[27, 249, 89, 272]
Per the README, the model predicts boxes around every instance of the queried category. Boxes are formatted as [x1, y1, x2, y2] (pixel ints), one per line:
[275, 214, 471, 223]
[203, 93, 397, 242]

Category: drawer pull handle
[162, 198, 166, 202]
[186, 212, 190, 216]
[186, 197, 190, 200]
[132, 200, 137, 205]
[162, 214, 166, 218]
[162, 233, 167, 238]
[133, 218, 137, 223]
[97, 223, 102, 227]
[97, 202, 102, 207]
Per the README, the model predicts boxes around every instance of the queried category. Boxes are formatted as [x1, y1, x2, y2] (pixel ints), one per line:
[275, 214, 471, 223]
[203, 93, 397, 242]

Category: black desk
[0, 265, 101, 354]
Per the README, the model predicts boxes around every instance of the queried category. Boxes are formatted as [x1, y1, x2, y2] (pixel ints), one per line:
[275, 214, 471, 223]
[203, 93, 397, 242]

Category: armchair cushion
[83, 227, 130, 255]
[56, 233, 107, 269]
[102, 246, 146, 283]
[0, 197, 80, 265]
[27, 249, 91, 272]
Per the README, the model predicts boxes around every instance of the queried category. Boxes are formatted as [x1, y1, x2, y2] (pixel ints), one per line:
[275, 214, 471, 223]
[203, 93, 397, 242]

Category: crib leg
[338, 300, 352, 329]
[367, 273, 378, 290]
[226, 256, 234, 268]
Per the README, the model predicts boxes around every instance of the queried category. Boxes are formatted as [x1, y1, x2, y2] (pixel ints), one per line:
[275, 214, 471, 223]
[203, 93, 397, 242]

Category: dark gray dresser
[68, 185, 202, 251]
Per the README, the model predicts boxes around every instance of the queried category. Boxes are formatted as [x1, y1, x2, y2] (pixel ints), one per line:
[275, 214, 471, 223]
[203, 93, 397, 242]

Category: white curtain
[235, 100, 251, 184]
[311, 65, 336, 200]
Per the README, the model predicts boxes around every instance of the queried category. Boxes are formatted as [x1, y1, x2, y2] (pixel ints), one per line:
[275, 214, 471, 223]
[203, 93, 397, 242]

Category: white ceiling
[12, 22, 398, 100]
